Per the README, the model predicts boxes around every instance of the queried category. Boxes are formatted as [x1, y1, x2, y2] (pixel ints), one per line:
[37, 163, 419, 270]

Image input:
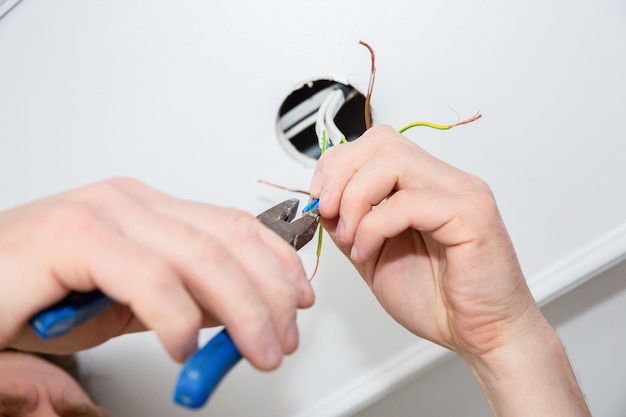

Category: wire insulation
[359, 40, 376, 129]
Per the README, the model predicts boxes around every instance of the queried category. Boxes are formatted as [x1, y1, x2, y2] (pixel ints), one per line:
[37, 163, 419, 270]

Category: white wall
[1, 1, 625, 416]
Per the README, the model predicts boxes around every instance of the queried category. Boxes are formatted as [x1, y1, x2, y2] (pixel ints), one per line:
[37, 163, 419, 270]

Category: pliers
[29, 198, 320, 409]
[173, 198, 319, 408]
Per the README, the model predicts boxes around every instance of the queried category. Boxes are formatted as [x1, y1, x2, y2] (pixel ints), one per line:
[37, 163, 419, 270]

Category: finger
[351, 188, 497, 263]
[43, 206, 203, 363]
[331, 150, 400, 246]
[331, 136, 448, 246]
[309, 125, 399, 219]
[198, 208, 310, 355]
[177, 205, 314, 312]
[105, 178, 314, 310]
[95, 179, 313, 365]
[91, 187, 301, 369]
[122, 208, 301, 367]
[103, 180, 313, 362]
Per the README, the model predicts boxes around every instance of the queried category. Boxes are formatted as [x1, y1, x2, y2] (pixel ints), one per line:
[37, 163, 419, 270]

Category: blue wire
[302, 198, 319, 213]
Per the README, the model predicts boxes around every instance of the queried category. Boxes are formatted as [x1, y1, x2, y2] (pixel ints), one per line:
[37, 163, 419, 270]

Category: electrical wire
[398, 112, 482, 133]
[324, 90, 347, 146]
[315, 88, 347, 148]
[305, 100, 338, 280]
[315, 92, 333, 149]
[264, 40, 482, 282]
[257, 180, 310, 195]
[359, 40, 376, 129]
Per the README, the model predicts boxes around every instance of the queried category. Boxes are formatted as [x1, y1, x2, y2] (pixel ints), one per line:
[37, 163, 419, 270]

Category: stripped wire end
[449, 111, 482, 128]
[308, 213, 324, 282]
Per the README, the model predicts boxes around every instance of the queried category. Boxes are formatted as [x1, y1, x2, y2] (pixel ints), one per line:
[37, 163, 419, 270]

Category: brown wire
[359, 40, 376, 130]
[257, 180, 310, 195]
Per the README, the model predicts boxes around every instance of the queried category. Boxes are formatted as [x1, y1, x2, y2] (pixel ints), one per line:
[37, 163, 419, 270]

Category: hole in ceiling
[276, 78, 370, 167]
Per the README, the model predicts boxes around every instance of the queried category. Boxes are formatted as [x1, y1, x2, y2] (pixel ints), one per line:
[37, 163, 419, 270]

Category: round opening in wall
[276, 78, 370, 167]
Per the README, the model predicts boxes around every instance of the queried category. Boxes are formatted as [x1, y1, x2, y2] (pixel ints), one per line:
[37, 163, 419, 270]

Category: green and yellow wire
[398, 112, 483, 134]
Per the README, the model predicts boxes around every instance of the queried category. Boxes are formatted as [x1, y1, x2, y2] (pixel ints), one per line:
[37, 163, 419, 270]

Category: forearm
[463, 316, 591, 417]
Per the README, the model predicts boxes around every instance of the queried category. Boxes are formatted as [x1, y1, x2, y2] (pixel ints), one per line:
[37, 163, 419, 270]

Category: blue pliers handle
[173, 328, 241, 408]
[29, 290, 115, 339]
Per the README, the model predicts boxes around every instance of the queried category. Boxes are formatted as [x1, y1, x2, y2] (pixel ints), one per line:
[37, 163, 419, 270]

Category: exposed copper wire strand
[308, 255, 320, 282]
[448, 111, 482, 128]
[257, 180, 310, 195]
[359, 40, 376, 129]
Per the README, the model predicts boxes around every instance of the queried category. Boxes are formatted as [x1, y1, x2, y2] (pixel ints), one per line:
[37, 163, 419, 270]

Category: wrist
[462, 315, 590, 417]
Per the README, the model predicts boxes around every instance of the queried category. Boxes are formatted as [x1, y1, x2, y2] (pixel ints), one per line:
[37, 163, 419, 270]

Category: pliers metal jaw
[257, 198, 320, 250]
[173, 198, 320, 409]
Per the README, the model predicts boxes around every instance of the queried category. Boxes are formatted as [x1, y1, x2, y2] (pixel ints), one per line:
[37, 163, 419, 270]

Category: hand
[309, 125, 537, 356]
[0, 178, 314, 370]
[310, 126, 590, 416]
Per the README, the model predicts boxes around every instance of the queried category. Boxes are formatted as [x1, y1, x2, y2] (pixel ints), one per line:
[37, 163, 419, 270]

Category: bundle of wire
[302, 87, 347, 215]
[300, 86, 350, 278]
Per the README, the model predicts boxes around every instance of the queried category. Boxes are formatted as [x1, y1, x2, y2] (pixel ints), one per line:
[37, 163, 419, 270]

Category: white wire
[315, 91, 334, 149]
[324, 90, 346, 146]
[315, 89, 347, 150]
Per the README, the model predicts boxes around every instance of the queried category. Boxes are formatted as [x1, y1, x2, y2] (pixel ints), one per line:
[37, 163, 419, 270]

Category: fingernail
[350, 244, 359, 261]
[310, 172, 322, 197]
[336, 218, 345, 241]
[319, 186, 328, 203]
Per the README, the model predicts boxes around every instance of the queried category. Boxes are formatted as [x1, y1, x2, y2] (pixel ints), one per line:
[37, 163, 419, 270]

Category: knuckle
[146, 259, 178, 290]
[228, 209, 262, 240]
[130, 259, 181, 302]
[369, 124, 398, 138]
[465, 174, 493, 194]
[104, 176, 145, 190]
[220, 206, 253, 221]
[169, 306, 202, 334]
[40, 202, 101, 235]
[460, 189, 500, 222]
[229, 208, 257, 227]
[363, 124, 400, 147]
[447, 171, 494, 196]
[274, 279, 299, 308]
[380, 138, 412, 160]
[195, 234, 232, 265]
[233, 297, 273, 333]
[101, 177, 154, 200]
